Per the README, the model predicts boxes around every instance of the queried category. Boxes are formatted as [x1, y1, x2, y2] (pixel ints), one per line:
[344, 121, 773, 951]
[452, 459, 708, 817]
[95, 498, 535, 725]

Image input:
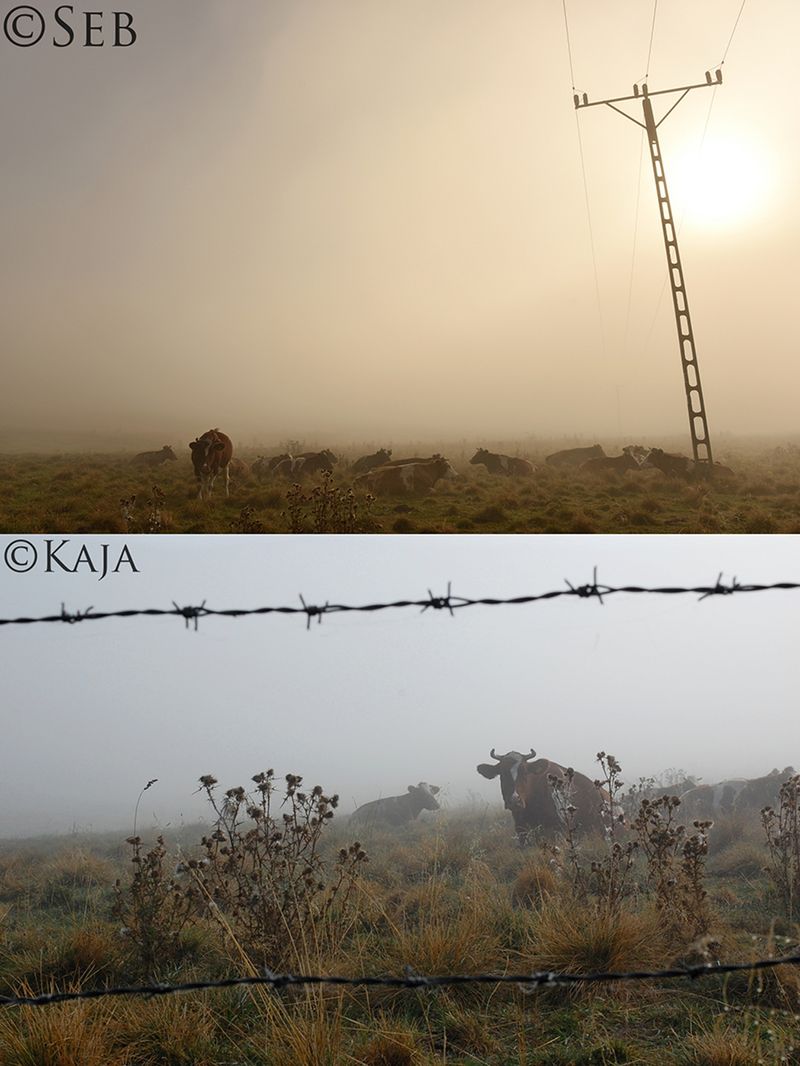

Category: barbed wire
[3, 952, 800, 1009]
[0, 572, 797, 632]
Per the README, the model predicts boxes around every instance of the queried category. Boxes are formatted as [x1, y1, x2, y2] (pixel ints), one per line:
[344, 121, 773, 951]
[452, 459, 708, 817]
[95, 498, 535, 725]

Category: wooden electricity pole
[575, 71, 722, 466]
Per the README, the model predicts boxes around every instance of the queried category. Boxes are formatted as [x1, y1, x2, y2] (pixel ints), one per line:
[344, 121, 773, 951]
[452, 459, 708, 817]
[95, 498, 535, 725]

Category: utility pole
[575, 70, 722, 467]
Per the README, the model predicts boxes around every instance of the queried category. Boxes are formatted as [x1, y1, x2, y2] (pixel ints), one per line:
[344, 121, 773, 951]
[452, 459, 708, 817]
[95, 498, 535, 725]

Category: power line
[4, 951, 800, 1009]
[720, 0, 747, 66]
[0, 575, 797, 631]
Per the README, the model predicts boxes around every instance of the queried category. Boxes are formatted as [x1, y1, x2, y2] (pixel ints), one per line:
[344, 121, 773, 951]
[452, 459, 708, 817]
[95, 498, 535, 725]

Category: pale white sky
[1, 0, 798, 448]
[0, 534, 795, 836]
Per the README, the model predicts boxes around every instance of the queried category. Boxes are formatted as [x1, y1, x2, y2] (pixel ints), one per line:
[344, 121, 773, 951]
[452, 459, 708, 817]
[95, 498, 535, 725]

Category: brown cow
[350, 783, 441, 828]
[132, 445, 177, 467]
[546, 444, 605, 467]
[351, 448, 392, 474]
[470, 448, 534, 476]
[189, 429, 233, 499]
[643, 447, 692, 478]
[477, 748, 606, 844]
[355, 456, 458, 496]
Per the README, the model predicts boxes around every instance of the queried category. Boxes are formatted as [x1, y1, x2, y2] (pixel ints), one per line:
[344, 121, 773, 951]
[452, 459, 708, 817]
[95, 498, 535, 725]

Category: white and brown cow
[355, 455, 458, 496]
[470, 449, 534, 476]
[189, 429, 233, 499]
[477, 748, 606, 844]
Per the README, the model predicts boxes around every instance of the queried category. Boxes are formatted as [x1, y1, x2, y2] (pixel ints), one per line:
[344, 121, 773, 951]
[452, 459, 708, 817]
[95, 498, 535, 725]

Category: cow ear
[476, 763, 501, 779]
[189, 441, 200, 452]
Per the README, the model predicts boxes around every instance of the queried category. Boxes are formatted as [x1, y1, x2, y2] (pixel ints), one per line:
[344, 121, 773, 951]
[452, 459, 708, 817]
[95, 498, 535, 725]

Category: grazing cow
[355, 456, 458, 496]
[470, 449, 534, 476]
[735, 768, 797, 815]
[546, 444, 605, 467]
[132, 445, 177, 467]
[351, 448, 392, 474]
[350, 783, 441, 828]
[580, 453, 639, 474]
[643, 447, 692, 478]
[189, 429, 233, 499]
[476, 748, 606, 844]
[679, 780, 749, 821]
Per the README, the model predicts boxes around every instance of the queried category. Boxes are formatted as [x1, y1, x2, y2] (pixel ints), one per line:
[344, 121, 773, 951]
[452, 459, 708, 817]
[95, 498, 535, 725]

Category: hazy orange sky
[2, 0, 797, 448]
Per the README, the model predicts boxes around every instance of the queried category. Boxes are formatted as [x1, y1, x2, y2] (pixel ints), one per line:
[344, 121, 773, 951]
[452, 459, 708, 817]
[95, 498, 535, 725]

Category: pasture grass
[1, 437, 799, 533]
[1, 798, 800, 1064]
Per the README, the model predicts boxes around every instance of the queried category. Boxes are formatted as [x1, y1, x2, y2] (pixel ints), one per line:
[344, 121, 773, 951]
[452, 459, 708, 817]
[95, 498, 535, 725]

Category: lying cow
[351, 448, 392, 474]
[470, 448, 534, 476]
[580, 453, 640, 474]
[189, 429, 233, 499]
[132, 445, 177, 467]
[350, 782, 441, 828]
[644, 447, 692, 478]
[546, 444, 605, 467]
[274, 449, 337, 479]
[355, 455, 458, 496]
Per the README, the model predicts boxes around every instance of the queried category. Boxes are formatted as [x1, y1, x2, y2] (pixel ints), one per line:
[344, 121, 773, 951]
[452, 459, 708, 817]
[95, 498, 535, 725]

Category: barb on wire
[5, 951, 800, 1009]
[565, 566, 606, 605]
[172, 601, 207, 631]
[298, 594, 328, 630]
[422, 581, 454, 616]
[60, 604, 94, 624]
[698, 573, 741, 602]
[0, 575, 797, 631]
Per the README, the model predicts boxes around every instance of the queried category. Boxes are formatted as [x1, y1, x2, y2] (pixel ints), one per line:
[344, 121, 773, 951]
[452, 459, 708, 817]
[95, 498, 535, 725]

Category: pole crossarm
[571, 69, 723, 466]
[573, 70, 722, 112]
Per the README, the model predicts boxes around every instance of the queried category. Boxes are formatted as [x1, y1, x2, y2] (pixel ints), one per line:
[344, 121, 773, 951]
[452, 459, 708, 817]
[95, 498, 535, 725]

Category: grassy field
[2, 773, 800, 1065]
[1, 438, 799, 534]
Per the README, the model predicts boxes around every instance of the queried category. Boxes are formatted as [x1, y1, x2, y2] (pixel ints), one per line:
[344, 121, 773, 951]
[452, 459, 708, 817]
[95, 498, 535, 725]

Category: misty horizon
[2, 0, 798, 445]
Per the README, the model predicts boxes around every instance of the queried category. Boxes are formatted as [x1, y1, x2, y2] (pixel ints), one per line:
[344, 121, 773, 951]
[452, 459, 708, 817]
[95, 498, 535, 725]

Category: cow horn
[489, 748, 500, 761]
[524, 749, 537, 761]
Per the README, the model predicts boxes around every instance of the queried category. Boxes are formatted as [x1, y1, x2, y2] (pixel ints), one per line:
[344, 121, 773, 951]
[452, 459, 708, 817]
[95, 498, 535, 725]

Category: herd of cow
[131, 430, 732, 501]
[348, 750, 796, 845]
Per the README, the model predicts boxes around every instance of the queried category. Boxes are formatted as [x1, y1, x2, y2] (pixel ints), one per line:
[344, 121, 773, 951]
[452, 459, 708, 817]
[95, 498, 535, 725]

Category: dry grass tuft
[525, 896, 668, 984]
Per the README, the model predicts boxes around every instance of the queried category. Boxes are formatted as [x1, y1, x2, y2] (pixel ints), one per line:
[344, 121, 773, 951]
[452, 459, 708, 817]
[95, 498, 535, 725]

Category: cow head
[469, 448, 489, 465]
[431, 456, 460, 480]
[161, 446, 178, 461]
[189, 435, 225, 477]
[408, 782, 441, 813]
[476, 749, 537, 810]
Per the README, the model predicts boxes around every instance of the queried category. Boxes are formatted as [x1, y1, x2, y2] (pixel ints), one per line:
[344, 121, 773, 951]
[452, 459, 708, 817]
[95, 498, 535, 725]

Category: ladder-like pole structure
[574, 71, 722, 467]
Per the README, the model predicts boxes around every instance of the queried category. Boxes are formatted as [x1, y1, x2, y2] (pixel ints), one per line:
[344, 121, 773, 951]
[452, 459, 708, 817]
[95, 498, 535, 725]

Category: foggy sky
[1, 533, 796, 837]
[2, 0, 799, 446]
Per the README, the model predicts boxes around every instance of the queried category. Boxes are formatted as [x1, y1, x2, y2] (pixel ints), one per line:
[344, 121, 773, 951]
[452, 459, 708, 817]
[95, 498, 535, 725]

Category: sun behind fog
[668, 134, 773, 229]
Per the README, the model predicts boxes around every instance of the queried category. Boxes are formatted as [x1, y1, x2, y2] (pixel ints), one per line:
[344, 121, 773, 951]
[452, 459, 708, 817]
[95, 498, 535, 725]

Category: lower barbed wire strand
[4, 953, 800, 1008]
